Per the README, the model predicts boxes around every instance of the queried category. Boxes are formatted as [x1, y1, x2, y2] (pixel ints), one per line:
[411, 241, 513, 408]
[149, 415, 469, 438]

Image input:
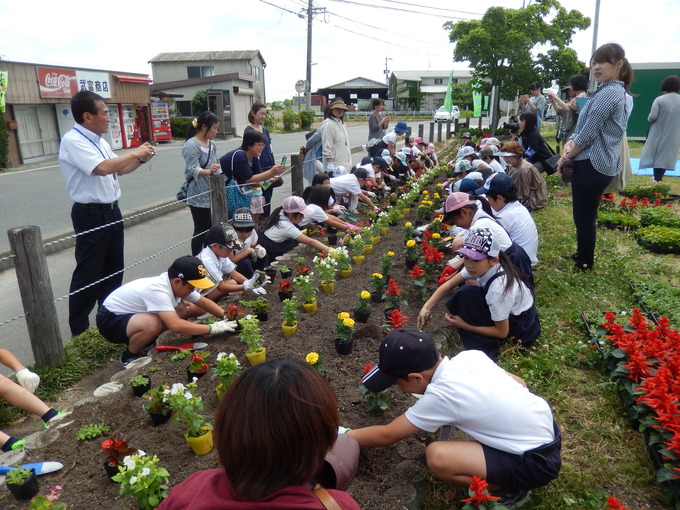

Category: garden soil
[0, 205, 467, 509]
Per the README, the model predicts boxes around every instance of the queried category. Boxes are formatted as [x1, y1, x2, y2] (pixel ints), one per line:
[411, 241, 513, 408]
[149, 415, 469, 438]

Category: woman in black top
[518, 112, 552, 173]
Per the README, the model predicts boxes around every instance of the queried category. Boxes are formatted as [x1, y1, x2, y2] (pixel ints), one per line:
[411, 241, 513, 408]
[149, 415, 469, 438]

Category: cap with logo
[168, 255, 215, 289]
[444, 191, 476, 213]
[475, 173, 513, 195]
[232, 208, 256, 228]
[204, 223, 245, 250]
[455, 227, 501, 260]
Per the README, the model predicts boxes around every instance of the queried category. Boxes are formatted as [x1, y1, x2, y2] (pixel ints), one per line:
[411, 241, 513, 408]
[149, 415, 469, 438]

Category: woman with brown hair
[245, 102, 280, 217]
[160, 359, 360, 509]
[498, 141, 548, 212]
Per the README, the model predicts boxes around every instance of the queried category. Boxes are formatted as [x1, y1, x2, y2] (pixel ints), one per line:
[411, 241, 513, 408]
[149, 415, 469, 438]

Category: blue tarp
[630, 158, 680, 176]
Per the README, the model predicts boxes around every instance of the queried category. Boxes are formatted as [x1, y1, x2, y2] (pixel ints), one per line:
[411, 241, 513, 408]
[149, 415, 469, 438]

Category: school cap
[282, 196, 314, 215]
[232, 208, 256, 228]
[455, 227, 500, 260]
[479, 146, 498, 159]
[372, 156, 388, 170]
[426, 143, 435, 154]
[361, 329, 439, 392]
[204, 223, 245, 250]
[453, 159, 473, 175]
[461, 132, 472, 139]
[466, 171, 483, 182]
[444, 192, 476, 213]
[414, 137, 424, 144]
[475, 173, 513, 195]
[360, 155, 373, 165]
[394, 152, 407, 165]
[458, 178, 480, 194]
[459, 146, 477, 158]
[394, 121, 409, 133]
[168, 256, 215, 289]
[381, 149, 391, 158]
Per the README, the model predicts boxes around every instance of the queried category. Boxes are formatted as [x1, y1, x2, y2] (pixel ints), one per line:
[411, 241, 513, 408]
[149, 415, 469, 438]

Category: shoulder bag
[225, 149, 254, 216]
[312, 487, 343, 510]
[177, 141, 212, 201]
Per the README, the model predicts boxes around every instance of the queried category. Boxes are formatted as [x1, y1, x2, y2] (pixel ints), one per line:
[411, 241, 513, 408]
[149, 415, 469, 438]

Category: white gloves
[338, 426, 352, 435]
[15, 368, 40, 393]
[243, 272, 270, 293]
[250, 287, 267, 296]
[209, 320, 238, 334]
[253, 245, 267, 259]
[332, 204, 346, 214]
[326, 162, 335, 174]
[365, 191, 377, 200]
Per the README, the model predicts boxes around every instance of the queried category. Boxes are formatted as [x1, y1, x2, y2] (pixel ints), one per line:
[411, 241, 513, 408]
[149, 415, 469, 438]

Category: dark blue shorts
[96, 306, 133, 345]
[483, 421, 562, 490]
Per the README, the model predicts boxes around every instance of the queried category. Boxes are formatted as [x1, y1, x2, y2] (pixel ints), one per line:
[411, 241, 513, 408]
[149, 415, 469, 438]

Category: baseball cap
[394, 152, 407, 165]
[232, 208, 256, 228]
[394, 121, 409, 134]
[282, 196, 314, 215]
[479, 146, 498, 159]
[453, 159, 473, 175]
[372, 156, 388, 170]
[360, 155, 373, 165]
[168, 255, 215, 289]
[466, 171, 483, 182]
[460, 146, 477, 158]
[458, 178, 479, 194]
[204, 223, 245, 250]
[444, 192, 476, 213]
[455, 227, 500, 260]
[361, 329, 439, 392]
[414, 137, 424, 144]
[475, 173, 513, 195]
[461, 132, 472, 139]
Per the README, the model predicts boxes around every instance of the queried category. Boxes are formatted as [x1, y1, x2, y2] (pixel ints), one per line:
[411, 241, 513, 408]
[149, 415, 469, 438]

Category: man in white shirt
[59, 90, 156, 336]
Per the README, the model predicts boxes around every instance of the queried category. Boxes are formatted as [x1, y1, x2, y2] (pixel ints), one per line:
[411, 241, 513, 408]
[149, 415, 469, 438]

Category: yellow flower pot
[321, 282, 335, 293]
[215, 383, 224, 399]
[363, 244, 374, 255]
[246, 347, 267, 366]
[302, 299, 318, 313]
[353, 255, 365, 266]
[282, 321, 298, 338]
[185, 426, 213, 455]
[380, 227, 389, 235]
[339, 268, 352, 278]
[372, 236, 381, 245]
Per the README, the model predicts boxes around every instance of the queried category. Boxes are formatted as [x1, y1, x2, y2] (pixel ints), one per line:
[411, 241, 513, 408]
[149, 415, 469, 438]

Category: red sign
[37, 67, 78, 98]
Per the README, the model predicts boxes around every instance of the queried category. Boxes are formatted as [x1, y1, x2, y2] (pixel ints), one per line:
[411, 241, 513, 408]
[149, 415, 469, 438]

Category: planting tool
[0, 462, 63, 476]
[155, 342, 208, 352]
[341, 210, 357, 222]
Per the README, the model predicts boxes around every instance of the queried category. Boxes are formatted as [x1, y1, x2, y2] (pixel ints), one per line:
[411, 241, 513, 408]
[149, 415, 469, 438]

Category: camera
[502, 114, 520, 134]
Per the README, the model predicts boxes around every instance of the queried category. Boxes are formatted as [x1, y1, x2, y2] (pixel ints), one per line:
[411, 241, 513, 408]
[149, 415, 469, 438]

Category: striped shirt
[571, 80, 627, 176]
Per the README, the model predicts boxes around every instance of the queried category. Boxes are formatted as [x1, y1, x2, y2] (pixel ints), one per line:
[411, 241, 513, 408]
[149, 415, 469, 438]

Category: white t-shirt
[459, 207, 512, 251]
[486, 159, 505, 174]
[494, 201, 539, 266]
[198, 246, 237, 283]
[382, 131, 398, 146]
[263, 214, 303, 243]
[299, 203, 330, 227]
[234, 230, 258, 254]
[102, 273, 201, 315]
[330, 174, 361, 196]
[405, 351, 555, 454]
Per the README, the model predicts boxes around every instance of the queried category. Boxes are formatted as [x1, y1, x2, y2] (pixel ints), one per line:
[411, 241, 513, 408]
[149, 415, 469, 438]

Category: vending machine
[119, 104, 140, 148]
[150, 101, 172, 143]
[106, 104, 123, 150]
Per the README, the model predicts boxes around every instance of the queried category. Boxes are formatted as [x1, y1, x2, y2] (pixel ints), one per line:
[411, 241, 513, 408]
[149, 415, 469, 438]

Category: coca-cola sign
[37, 67, 77, 98]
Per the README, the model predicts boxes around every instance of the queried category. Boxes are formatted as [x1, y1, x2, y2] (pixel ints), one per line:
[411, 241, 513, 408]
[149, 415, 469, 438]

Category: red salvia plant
[384, 278, 406, 310]
[409, 265, 428, 300]
[606, 496, 632, 510]
[460, 476, 501, 508]
[384, 309, 408, 331]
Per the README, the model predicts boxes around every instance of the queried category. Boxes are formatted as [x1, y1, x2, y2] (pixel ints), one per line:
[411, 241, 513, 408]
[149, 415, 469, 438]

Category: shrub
[299, 109, 315, 130]
[170, 118, 193, 139]
[281, 108, 297, 131]
[264, 114, 276, 131]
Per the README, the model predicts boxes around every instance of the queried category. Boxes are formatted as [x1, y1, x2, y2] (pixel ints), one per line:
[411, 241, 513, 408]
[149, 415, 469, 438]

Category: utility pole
[384, 57, 392, 87]
[303, 0, 326, 111]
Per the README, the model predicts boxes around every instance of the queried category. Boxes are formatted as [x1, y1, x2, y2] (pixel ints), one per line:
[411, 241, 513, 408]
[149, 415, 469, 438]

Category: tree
[444, 0, 590, 132]
[191, 90, 208, 116]
[450, 82, 473, 112]
[397, 81, 424, 111]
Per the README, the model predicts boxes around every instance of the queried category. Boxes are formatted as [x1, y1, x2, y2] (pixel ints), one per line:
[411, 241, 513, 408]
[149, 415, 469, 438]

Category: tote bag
[224, 149, 254, 216]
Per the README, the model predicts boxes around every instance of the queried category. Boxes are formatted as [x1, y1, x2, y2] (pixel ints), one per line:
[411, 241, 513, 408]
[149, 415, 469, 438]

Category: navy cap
[474, 172, 513, 195]
[360, 155, 373, 165]
[372, 156, 388, 170]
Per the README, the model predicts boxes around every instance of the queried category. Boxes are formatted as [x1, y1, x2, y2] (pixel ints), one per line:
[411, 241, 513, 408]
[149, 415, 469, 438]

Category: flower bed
[635, 226, 680, 254]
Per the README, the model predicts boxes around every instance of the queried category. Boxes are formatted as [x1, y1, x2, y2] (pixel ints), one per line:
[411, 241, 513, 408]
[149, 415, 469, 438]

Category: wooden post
[291, 153, 304, 196]
[446, 120, 452, 140]
[428, 122, 434, 143]
[210, 174, 228, 224]
[417, 124, 424, 139]
[7, 226, 64, 367]
[436, 122, 442, 143]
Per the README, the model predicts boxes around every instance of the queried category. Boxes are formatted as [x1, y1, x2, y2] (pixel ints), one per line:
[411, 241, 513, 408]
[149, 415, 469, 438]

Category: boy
[348, 329, 561, 509]
[198, 223, 269, 301]
[229, 208, 268, 277]
[96, 255, 238, 368]
[329, 169, 377, 214]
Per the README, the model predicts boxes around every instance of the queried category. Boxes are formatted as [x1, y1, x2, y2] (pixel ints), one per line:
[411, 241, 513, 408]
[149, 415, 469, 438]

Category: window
[434, 78, 443, 85]
[176, 101, 193, 117]
[253, 67, 261, 82]
[187, 66, 214, 79]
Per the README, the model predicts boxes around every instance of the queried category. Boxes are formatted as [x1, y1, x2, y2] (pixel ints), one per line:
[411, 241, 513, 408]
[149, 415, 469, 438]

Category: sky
[2, 0, 680, 103]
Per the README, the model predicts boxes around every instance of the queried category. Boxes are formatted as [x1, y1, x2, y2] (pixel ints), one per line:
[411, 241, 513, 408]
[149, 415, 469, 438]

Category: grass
[424, 173, 680, 509]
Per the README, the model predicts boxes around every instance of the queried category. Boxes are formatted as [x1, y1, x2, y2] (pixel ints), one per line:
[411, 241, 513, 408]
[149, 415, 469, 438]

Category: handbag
[177, 141, 212, 201]
[225, 149, 254, 216]
[541, 142, 560, 175]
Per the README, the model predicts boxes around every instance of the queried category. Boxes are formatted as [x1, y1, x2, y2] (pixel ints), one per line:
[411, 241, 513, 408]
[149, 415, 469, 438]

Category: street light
[295, 80, 306, 121]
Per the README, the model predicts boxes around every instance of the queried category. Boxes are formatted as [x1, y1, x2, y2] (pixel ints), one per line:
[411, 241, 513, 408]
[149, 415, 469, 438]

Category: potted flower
[294, 275, 318, 313]
[330, 246, 352, 278]
[187, 351, 210, 382]
[384, 309, 409, 331]
[24, 486, 67, 510]
[212, 352, 242, 398]
[416, 200, 433, 225]
[359, 365, 390, 412]
[238, 315, 266, 365]
[305, 351, 326, 376]
[350, 235, 365, 265]
[5, 466, 39, 501]
[370, 273, 386, 303]
[129, 374, 151, 397]
[326, 226, 338, 246]
[224, 304, 245, 321]
[409, 265, 428, 301]
[379, 251, 395, 279]
[403, 222, 415, 243]
[279, 264, 293, 279]
[384, 278, 407, 314]
[295, 257, 311, 276]
[101, 432, 137, 481]
[264, 265, 278, 283]
[335, 313, 356, 355]
[113, 453, 170, 509]
[240, 296, 270, 321]
[361, 230, 374, 255]
[281, 296, 300, 337]
[314, 253, 337, 293]
[278, 279, 294, 301]
[142, 384, 172, 426]
[165, 381, 213, 455]
[404, 239, 419, 269]
[353, 290, 372, 323]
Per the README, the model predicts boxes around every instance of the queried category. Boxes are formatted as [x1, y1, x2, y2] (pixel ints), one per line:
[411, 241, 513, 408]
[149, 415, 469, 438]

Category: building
[315, 77, 388, 111]
[389, 70, 473, 112]
[149, 51, 266, 137]
[0, 60, 154, 167]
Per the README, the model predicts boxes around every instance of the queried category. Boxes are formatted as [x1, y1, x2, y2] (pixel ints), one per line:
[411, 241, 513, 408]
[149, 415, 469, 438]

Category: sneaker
[120, 352, 144, 369]
[139, 340, 158, 356]
[42, 410, 74, 430]
[490, 489, 531, 509]
[10, 437, 26, 450]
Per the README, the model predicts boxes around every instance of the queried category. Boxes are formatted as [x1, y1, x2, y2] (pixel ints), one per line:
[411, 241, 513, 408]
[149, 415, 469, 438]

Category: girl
[517, 112, 553, 173]
[445, 227, 540, 360]
[228, 207, 269, 278]
[300, 185, 362, 232]
[258, 196, 332, 258]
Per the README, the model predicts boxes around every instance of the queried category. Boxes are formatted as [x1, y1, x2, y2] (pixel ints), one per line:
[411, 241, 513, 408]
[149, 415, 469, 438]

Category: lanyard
[74, 128, 109, 161]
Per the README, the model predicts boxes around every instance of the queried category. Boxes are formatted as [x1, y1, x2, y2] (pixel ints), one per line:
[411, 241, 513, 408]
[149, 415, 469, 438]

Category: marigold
[404, 222, 412, 227]
[387, 251, 394, 256]
[306, 352, 319, 365]
[372, 273, 383, 279]
[406, 240, 416, 247]
[432, 233, 441, 239]
[337, 312, 350, 320]
[360, 290, 371, 299]
[343, 318, 355, 328]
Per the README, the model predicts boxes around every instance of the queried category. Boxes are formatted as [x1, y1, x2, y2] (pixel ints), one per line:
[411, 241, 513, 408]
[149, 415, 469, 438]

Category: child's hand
[445, 313, 466, 329]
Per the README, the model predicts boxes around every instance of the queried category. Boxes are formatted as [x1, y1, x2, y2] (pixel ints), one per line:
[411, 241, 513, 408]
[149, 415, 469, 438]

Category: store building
[0, 60, 158, 168]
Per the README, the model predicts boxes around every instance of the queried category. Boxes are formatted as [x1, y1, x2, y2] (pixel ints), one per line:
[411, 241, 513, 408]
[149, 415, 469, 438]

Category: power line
[370, 0, 482, 17]
[324, 0, 473, 20]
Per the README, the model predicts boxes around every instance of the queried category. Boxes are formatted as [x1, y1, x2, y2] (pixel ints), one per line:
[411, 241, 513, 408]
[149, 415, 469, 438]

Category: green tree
[450, 82, 473, 111]
[445, 0, 590, 131]
[191, 90, 208, 116]
[397, 81, 424, 111]
[283, 98, 293, 108]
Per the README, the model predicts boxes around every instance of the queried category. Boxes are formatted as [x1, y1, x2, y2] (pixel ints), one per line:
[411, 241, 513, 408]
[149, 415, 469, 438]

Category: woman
[546, 74, 588, 146]
[159, 359, 360, 509]
[557, 43, 633, 271]
[517, 112, 552, 172]
[639, 75, 680, 182]
[183, 111, 222, 255]
[258, 196, 332, 258]
[300, 185, 361, 232]
[367, 98, 390, 142]
[321, 99, 352, 175]
[245, 102, 280, 217]
[499, 141, 548, 211]
[220, 130, 284, 225]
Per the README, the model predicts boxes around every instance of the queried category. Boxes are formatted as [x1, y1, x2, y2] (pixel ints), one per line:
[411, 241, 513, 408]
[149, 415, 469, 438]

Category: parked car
[543, 104, 556, 122]
[434, 105, 460, 122]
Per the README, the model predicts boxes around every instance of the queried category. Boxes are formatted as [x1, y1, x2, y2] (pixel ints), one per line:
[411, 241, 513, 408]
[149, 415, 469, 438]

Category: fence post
[428, 122, 434, 143]
[209, 174, 228, 224]
[436, 122, 442, 143]
[446, 120, 452, 140]
[417, 124, 424, 139]
[7, 226, 64, 367]
[291, 153, 304, 196]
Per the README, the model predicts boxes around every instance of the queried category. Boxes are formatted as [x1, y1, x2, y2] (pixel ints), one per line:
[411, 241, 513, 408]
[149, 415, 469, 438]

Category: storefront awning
[114, 74, 152, 84]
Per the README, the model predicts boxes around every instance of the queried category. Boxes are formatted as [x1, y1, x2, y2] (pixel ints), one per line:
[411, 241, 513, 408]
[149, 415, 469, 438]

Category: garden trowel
[0, 461, 63, 476]
[154, 342, 208, 352]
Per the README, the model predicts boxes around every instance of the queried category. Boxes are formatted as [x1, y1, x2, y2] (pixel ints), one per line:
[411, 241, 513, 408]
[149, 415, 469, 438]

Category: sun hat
[394, 121, 409, 134]
[455, 227, 501, 260]
[466, 171, 484, 182]
[282, 196, 314, 215]
[329, 99, 349, 110]
[361, 329, 439, 392]
[394, 152, 407, 165]
[426, 143, 435, 154]
[459, 146, 477, 158]
[475, 172, 513, 195]
[204, 223, 245, 250]
[414, 137, 424, 144]
[232, 208, 256, 228]
[381, 149, 391, 158]
[168, 256, 216, 289]
[444, 192, 476, 213]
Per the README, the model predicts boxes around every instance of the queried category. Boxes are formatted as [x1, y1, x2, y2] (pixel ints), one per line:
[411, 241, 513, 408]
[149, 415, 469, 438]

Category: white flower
[192, 377, 198, 383]
[140, 467, 151, 477]
[123, 456, 136, 470]
[170, 383, 186, 394]
[216, 352, 226, 361]
[184, 391, 193, 399]
[137, 449, 146, 457]
[129, 476, 138, 485]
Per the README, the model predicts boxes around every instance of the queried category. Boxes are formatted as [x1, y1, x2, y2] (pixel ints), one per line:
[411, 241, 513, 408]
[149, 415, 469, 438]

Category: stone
[93, 382, 123, 397]
[24, 429, 60, 450]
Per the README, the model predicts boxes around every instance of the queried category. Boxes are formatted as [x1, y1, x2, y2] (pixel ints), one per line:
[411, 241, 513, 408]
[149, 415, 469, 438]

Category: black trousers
[190, 205, 212, 255]
[69, 203, 124, 336]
